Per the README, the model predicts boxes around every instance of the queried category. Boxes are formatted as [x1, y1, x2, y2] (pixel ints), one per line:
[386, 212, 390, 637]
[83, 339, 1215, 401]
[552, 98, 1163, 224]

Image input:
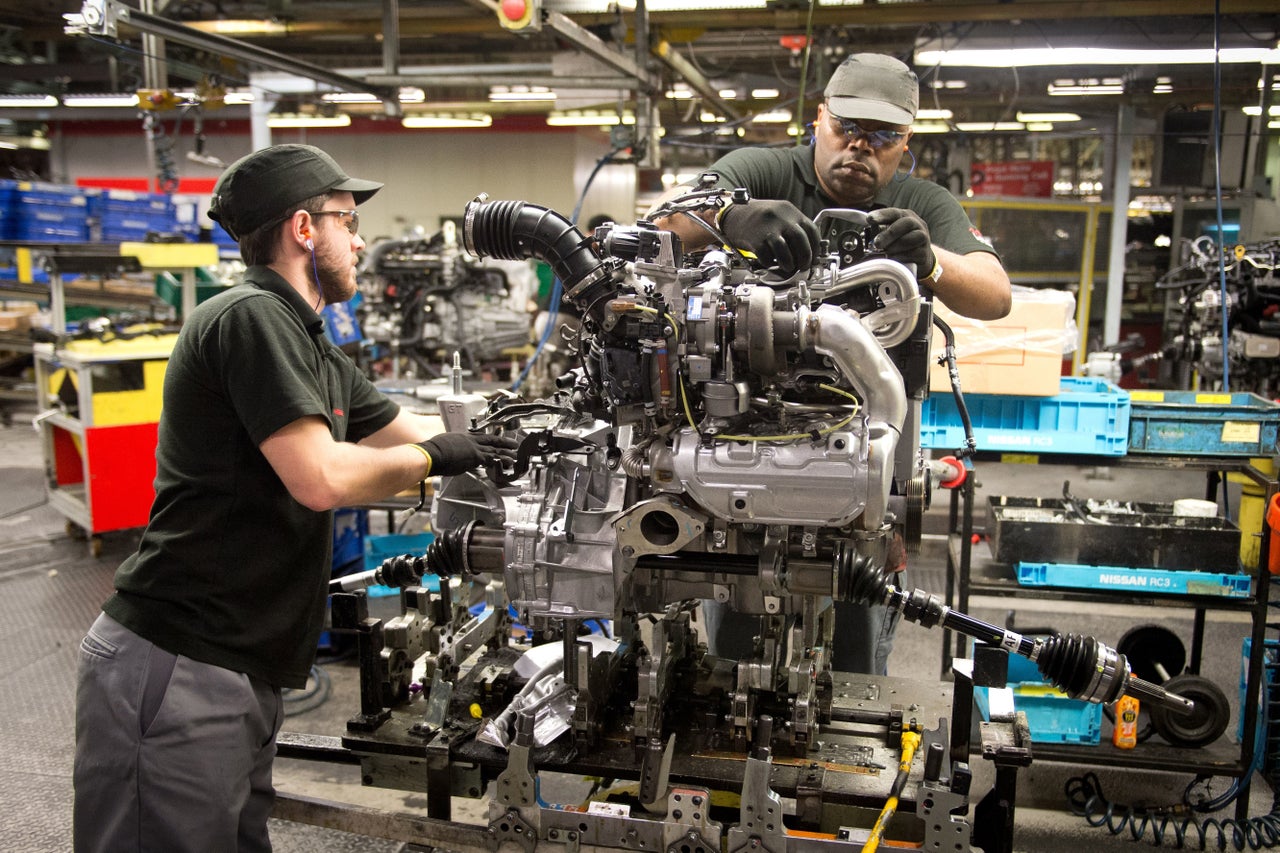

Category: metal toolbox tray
[987, 494, 1241, 572]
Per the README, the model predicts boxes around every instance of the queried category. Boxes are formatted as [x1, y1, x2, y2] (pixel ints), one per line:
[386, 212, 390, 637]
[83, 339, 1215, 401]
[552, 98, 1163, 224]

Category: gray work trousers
[701, 574, 904, 676]
[73, 613, 284, 853]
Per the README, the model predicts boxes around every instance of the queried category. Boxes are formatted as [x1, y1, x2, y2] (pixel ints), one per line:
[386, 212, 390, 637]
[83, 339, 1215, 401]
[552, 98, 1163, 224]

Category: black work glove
[719, 199, 819, 277]
[866, 208, 937, 280]
[416, 433, 518, 477]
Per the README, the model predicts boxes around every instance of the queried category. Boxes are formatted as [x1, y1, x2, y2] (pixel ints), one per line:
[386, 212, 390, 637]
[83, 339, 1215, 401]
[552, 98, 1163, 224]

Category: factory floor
[2, 404, 1277, 853]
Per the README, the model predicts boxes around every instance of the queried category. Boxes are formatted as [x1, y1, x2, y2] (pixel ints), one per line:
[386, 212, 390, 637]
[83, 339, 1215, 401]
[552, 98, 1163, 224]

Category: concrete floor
[1, 405, 1277, 852]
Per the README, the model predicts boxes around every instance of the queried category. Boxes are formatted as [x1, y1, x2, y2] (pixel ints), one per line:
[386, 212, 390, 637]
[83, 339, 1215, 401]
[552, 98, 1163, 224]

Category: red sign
[970, 161, 1055, 197]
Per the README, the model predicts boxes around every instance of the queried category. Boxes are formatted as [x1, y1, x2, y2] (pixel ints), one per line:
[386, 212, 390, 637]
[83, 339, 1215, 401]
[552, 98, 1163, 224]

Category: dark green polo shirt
[104, 267, 399, 688]
[704, 145, 996, 258]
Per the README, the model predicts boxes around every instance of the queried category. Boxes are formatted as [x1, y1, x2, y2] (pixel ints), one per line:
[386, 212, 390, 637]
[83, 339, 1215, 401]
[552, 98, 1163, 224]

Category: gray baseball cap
[824, 53, 919, 126]
[209, 144, 382, 240]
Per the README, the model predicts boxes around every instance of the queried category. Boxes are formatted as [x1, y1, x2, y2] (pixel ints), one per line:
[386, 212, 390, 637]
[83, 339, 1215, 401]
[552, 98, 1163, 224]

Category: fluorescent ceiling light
[916, 108, 953, 120]
[751, 109, 792, 124]
[926, 79, 967, 90]
[751, 88, 779, 99]
[911, 121, 952, 133]
[666, 85, 693, 100]
[267, 113, 352, 128]
[64, 94, 140, 108]
[955, 121, 1025, 132]
[223, 91, 255, 105]
[1025, 123, 1055, 132]
[322, 92, 381, 104]
[718, 89, 737, 99]
[1048, 79, 1125, 96]
[1244, 105, 1280, 116]
[1153, 77, 1174, 94]
[699, 111, 726, 123]
[0, 141, 16, 149]
[402, 113, 492, 128]
[1016, 112, 1080, 122]
[917, 47, 1280, 67]
[546, 111, 634, 126]
[0, 94, 58, 108]
[199, 19, 289, 35]
[399, 88, 425, 104]
[490, 85, 555, 102]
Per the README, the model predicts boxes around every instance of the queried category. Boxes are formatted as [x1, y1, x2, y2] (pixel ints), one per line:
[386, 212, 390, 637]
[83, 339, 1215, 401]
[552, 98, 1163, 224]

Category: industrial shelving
[943, 452, 1276, 820]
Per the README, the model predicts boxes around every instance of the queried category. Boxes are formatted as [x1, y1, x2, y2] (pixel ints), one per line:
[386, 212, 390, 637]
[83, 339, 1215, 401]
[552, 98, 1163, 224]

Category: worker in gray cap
[656, 55, 1011, 677]
[657, 52, 1010, 321]
[72, 144, 515, 852]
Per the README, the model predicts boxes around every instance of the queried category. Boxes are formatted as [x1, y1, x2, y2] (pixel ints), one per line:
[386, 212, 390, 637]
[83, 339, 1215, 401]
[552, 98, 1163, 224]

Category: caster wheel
[90, 536, 104, 558]
[1149, 673, 1230, 748]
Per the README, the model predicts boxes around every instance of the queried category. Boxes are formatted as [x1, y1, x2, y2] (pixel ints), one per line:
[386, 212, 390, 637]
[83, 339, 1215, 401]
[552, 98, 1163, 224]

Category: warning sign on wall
[970, 161, 1055, 197]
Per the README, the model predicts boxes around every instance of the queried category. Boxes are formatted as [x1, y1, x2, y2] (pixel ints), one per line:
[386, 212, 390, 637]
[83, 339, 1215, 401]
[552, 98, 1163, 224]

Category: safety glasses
[311, 209, 360, 235]
[829, 116, 907, 149]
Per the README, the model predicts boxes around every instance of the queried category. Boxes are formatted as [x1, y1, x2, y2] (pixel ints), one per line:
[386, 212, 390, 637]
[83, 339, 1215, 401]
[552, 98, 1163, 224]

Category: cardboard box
[929, 290, 1073, 396]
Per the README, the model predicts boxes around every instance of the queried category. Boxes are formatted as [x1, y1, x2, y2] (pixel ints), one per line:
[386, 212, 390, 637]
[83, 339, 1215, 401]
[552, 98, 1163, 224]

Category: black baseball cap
[824, 53, 919, 126]
[209, 144, 383, 240]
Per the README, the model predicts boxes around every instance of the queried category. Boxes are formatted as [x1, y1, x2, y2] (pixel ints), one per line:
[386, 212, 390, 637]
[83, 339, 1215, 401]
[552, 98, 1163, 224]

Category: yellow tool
[861, 727, 922, 852]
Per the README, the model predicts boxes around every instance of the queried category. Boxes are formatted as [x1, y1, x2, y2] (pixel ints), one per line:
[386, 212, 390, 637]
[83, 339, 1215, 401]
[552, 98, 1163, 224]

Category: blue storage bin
[921, 376, 1130, 456]
[2, 181, 89, 242]
[1128, 390, 1280, 456]
[974, 673, 1103, 745]
[1016, 561, 1252, 598]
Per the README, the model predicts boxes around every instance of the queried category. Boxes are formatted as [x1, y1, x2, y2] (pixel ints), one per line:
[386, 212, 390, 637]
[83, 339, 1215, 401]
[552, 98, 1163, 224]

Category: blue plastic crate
[1127, 390, 1280, 456]
[1016, 561, 1252, 598]
[86, 188, 174, 216]
[921, 376, 1131, 456]
[975, 680, 1103, 745]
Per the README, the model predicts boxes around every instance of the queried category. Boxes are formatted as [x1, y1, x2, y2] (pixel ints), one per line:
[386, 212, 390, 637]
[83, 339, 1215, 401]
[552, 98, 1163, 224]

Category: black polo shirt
[104, 266, 399, 688]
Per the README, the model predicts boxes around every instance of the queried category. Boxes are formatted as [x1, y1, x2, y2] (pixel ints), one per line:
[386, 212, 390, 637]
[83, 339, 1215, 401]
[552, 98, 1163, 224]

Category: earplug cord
[310, 243, 323, 312]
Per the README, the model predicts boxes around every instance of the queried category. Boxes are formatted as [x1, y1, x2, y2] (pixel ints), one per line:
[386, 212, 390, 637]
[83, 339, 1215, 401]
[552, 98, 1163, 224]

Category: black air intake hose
[463, 196, 612, 313]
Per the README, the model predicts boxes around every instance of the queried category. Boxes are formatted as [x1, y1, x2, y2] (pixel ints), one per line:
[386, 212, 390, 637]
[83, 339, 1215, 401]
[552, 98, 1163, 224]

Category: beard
[313, 248, 357, 307]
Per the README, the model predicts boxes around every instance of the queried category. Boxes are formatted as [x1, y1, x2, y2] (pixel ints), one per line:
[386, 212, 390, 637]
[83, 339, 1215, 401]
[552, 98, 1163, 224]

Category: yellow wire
[718, 383, 862, 442]
[862, 729, 922, 853]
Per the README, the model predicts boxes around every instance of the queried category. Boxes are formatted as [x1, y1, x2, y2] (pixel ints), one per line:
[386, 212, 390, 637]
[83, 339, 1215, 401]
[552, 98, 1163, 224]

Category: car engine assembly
[359, 221, 535, 379]
[309, 188, 1203, 853]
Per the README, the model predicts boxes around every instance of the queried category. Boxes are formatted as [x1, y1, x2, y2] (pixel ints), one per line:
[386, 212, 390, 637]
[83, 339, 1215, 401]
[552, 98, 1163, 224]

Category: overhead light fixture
[751, 88, 780, 99]
[699, 111, 726, 123]
[546, 110, 634, 127]
[751, 109, 792, 124]
[916, 46, 1280, 67]
[718, 89, 738, 99]
[1048, 78, 1125, 96]
[666, 85, 693, 100]
[0, 94, 58, 108]
[267, 113, 352, 128]
[911, 121, 952, 133]
[402, 113, 493, 129]
[916, 108, 953, 120]
[322, 92, 381, 104]
[489, 85, 555, 102]
[399, 88, 425, 104]
[926, 79, 968, 90]
[1016, 112, 1080, 123]
[197, 19, 289, 36]
[955, 121, 1025, 132]
[1244, 105, 1280, 116]
[63, 94, 140, 108]
[1153, 77, 1174, 95]
[1025, 122, 1055, 132]
[221, 90, 255, 105]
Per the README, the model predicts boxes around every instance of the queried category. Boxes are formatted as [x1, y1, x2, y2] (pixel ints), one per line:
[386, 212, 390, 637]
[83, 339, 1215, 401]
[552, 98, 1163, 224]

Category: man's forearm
[928, 249, 1012, 320]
